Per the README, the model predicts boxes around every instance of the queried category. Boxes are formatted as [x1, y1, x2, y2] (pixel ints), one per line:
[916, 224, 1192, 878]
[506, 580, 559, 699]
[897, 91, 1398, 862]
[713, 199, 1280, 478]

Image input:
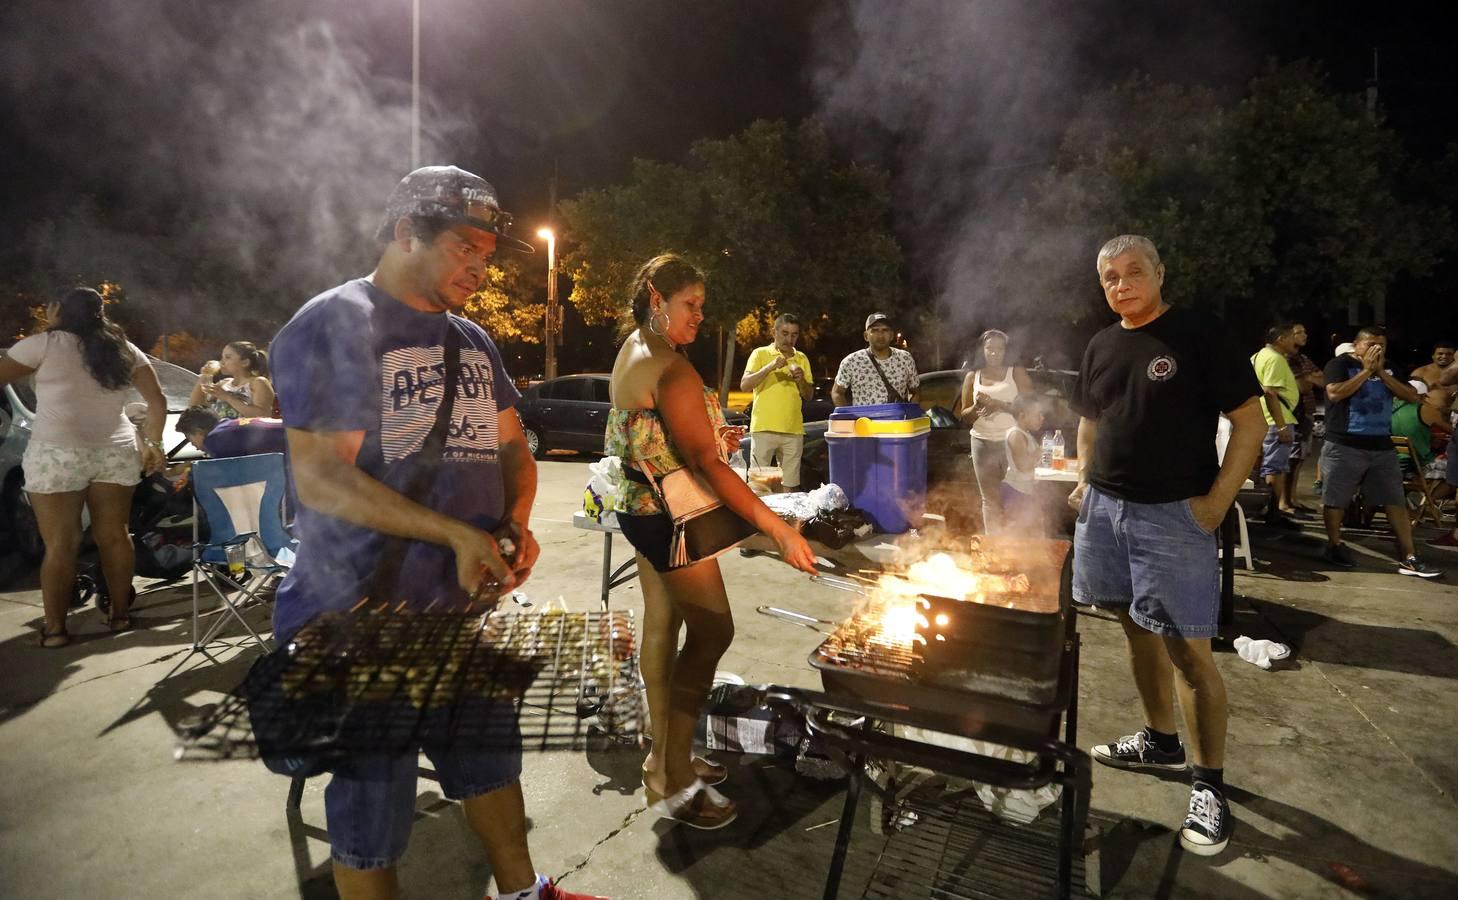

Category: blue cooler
[826, 404, 930, 533]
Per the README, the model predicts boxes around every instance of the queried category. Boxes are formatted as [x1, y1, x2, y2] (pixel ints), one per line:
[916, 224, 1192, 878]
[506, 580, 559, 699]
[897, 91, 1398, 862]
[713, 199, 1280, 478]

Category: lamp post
[410, 0, 421, 169]
[537, 227, 558, 379]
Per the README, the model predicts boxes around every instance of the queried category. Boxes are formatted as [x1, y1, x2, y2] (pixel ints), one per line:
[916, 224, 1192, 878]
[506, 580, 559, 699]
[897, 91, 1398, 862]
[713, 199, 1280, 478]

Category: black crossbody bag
[863, 349, 906, 404]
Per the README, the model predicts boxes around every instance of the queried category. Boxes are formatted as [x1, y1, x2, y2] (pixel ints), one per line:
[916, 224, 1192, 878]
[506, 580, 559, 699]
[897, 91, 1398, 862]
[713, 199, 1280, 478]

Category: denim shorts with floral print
[22, 439, 141, 494]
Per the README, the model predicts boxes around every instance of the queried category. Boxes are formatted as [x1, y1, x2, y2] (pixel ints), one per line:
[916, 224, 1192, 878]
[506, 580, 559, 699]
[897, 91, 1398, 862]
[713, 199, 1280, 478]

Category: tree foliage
[1016, 64, 1453, 323]
[560, 120, 902, 339]
[459, 254, 545, 345]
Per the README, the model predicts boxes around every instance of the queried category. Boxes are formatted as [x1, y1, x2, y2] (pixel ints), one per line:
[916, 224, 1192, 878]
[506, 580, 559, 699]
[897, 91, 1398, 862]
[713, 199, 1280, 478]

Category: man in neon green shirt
[1251, 323, 1300, 526]
[741, 313, 813, 490]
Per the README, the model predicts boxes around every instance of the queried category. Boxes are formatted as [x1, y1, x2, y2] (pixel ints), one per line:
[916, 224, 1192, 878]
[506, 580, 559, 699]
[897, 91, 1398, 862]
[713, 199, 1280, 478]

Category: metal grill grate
[860, 783, 1091, 900]
[814, 602, 924, 679]
[175, 606, 642, 762]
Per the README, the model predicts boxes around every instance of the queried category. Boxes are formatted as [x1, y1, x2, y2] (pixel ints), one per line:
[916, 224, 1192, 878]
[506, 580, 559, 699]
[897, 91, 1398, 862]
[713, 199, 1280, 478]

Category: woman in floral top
[608, 254, 816, 830]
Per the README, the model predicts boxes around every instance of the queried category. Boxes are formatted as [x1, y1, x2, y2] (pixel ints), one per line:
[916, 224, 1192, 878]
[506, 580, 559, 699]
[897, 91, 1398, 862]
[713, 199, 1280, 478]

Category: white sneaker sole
[1398, 567, 1441, 578]
[1179, 830, 1230, 855]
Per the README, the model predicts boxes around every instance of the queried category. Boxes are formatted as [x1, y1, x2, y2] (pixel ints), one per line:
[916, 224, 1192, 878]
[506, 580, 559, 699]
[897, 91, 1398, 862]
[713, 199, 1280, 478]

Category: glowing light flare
[870, 598, 928, 648]
[871, 551, 1029, 603]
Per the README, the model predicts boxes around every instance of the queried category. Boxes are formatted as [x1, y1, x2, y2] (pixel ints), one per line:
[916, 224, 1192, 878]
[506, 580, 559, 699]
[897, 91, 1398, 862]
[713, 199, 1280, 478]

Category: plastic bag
[583, 456, 627, 522]
[901, 726, 1061, 826]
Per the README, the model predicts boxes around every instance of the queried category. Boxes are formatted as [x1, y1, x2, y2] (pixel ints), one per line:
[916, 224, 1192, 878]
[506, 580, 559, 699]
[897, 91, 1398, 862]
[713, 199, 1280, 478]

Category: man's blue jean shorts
[1259, 425, 1295, 477]
[324, 734, 523, 870]
[1073, 486, 1220, 639]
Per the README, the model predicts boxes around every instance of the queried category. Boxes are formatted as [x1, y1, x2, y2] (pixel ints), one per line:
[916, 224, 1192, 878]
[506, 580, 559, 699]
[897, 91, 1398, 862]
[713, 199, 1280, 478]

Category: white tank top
[970, 368, 1019, 440]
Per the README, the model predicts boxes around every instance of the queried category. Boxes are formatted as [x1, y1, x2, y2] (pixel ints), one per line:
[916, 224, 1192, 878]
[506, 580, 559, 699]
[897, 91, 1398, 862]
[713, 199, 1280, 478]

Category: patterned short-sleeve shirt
[834, 348, 919, 405]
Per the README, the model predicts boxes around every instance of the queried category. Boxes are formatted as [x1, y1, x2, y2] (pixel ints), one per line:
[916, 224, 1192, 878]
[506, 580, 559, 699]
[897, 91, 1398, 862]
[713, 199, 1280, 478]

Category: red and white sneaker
[486, 878, 610, 900]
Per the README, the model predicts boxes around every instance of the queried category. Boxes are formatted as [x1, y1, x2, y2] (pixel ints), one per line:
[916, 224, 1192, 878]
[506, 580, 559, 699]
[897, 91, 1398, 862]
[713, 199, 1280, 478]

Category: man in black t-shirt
[1068, 235, 1265, 858]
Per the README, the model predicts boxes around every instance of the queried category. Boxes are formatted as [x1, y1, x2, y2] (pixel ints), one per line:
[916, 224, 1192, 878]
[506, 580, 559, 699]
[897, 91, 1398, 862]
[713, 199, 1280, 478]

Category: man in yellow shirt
[1251, 323, 1300, 527]
[741, 313, 813, 490]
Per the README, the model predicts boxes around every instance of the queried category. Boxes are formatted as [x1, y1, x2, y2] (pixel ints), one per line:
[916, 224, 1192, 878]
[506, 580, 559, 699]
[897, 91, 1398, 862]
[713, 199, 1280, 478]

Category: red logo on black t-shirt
[1146, 355, 1178, 381]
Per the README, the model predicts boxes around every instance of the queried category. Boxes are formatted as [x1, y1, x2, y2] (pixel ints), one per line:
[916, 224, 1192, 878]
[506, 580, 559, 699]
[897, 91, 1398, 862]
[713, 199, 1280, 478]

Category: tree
[1015, 65, 1453, 327]
[458, 254, 545, 346]
[560, 120, 903, 395]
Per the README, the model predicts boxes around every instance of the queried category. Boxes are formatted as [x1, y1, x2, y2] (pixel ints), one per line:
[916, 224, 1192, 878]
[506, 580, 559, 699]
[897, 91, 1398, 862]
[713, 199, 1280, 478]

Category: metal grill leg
[823, 747, 868, 900]
[287, 775, 305, 812]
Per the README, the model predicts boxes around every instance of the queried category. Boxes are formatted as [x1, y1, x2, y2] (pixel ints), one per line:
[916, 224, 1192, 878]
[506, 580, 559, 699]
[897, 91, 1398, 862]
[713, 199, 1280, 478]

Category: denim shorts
[325, 736, 523, 870]
[1073, 486, 1220, 639]
[1320, 441, 1404, 507]
[1259, 425, 1295, 477]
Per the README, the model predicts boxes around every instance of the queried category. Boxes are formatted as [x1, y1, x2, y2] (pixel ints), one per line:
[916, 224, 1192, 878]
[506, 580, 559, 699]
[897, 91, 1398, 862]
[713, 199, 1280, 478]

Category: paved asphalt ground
[2, 457, 1457, 898]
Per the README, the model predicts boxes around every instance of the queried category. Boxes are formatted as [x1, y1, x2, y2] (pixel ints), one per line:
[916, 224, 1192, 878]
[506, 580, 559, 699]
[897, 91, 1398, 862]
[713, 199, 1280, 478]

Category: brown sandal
[39, 627, 71, 649]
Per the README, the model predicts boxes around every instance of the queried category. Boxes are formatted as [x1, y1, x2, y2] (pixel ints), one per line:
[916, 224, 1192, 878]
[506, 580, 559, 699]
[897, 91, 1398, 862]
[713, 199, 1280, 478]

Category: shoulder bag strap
[865, 349, 905, 404]
[367, 320, 462, 601]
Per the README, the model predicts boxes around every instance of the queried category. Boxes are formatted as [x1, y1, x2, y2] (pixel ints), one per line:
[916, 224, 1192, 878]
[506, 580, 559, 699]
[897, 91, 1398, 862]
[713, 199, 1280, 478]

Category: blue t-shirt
[268, 278, 521, 641]
[1323, 355, 1394, 451]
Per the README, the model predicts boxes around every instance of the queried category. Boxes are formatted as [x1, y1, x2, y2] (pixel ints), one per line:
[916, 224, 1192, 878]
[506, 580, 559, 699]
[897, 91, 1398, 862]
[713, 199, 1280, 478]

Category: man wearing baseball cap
[831, 312, 919, 407]
[269, 166, 607, 900]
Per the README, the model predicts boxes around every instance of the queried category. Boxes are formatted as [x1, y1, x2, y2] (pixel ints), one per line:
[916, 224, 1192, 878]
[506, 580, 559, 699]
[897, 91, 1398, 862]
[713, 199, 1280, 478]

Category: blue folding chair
[184, 453, 297, 666]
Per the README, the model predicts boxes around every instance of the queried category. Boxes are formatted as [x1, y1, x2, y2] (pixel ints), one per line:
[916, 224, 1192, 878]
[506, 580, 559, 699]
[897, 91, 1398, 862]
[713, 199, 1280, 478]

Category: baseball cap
[865, 312, 894, 330]
[1409, 379, 1430, 396]
[379, 165, 534, 253]
[1334, 342, 1355, 356]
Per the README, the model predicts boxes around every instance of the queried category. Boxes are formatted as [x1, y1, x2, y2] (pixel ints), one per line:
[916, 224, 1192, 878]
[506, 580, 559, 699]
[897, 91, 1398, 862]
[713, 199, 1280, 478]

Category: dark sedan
[516, 373, 747, 458]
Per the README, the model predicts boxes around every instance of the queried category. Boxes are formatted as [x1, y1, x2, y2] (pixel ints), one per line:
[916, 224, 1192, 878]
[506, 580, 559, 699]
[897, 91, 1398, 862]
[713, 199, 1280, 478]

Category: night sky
[2, 0, 1455, 363]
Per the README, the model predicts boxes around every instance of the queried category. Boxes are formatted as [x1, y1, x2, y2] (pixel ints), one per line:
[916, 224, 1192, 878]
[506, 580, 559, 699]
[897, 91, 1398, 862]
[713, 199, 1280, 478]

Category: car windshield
[127, 356, 198, 412]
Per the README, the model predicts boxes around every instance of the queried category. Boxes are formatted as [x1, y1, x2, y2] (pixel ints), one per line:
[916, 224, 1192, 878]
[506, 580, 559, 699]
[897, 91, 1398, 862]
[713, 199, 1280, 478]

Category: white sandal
[645, 777, 738, 830]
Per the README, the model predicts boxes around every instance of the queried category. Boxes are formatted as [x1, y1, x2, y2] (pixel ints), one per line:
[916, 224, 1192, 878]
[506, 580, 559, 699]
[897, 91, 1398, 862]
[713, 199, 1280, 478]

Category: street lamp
[537, 227, 559, 379]
[411, 0, 421, 168]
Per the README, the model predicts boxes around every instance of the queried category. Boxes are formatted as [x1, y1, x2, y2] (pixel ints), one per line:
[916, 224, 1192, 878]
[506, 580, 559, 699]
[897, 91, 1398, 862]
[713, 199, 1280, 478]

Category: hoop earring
[648, 311, 670, 338]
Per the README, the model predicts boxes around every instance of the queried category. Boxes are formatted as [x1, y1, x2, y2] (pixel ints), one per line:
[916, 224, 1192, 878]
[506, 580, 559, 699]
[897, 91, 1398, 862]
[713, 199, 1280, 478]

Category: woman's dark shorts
[618, 511, 676, 573]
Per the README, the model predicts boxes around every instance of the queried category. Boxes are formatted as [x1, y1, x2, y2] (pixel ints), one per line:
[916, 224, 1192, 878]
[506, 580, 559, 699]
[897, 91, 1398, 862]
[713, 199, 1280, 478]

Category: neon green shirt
[745, 344, 812, 435]
[1251, 346, 1299, 427]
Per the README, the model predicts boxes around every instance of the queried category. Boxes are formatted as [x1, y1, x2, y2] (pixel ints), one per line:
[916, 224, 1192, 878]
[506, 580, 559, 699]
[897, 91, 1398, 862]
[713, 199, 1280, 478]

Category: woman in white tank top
[956, 330, 1034, 533]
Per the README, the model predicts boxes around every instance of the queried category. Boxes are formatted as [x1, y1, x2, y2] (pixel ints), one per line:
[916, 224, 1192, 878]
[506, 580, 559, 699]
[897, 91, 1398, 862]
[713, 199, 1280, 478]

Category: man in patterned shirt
[831, 312, 919, 407]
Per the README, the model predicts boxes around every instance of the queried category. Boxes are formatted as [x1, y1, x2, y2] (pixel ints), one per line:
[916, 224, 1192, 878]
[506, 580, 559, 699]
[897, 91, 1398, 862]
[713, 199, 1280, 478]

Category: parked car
[737, 367, 1079, 532]
[1, 350, 203, 562]
[514, 373, 749, 458]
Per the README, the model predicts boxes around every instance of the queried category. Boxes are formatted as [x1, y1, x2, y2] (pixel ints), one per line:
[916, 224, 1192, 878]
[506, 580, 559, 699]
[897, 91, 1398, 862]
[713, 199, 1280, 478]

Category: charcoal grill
[175, 605, 642, 763]
[767, 536, 1091, 899]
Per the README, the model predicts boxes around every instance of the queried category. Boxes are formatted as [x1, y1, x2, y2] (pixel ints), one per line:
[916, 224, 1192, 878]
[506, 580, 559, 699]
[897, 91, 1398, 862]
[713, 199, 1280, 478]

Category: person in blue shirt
[1319, 326, 1438, 578]
[268, 166, 606, 900]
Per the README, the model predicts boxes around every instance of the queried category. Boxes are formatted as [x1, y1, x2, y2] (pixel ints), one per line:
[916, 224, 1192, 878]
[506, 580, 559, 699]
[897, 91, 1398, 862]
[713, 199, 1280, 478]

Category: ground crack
[554, 806, 647, 884]
[55, 648, 189, 693]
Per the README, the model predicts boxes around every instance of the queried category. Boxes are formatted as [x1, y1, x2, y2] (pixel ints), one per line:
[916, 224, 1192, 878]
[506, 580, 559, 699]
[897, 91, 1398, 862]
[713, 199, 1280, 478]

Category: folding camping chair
[182, 453, 296, 668]
[1393, 436, 1444, 527]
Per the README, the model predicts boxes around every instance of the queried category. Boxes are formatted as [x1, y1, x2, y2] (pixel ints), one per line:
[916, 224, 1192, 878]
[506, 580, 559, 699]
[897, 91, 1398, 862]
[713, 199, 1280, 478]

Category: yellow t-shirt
[745, 344, 812, 435]
[1251, 346, 1299, 427]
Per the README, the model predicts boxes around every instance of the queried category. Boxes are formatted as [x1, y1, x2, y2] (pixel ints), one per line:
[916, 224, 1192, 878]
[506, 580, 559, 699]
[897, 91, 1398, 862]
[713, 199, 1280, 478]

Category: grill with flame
[811, 536, 1074, 733]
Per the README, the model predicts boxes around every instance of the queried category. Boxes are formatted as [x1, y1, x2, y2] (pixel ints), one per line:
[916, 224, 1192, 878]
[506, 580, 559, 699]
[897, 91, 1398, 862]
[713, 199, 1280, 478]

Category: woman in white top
[957, 330, 1033, 533]
[188, 340, 274, 419]
[0, 288, 167, 647]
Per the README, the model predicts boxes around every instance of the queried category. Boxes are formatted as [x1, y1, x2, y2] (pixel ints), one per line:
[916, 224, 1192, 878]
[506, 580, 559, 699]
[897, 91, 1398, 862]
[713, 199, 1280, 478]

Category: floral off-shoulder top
[604, 387, 731, 516]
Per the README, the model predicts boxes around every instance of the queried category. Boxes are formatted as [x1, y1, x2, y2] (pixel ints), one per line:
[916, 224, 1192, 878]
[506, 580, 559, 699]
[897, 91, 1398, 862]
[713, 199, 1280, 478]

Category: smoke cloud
[810, 0, 1256, 366]
[0, 0, 468, 343]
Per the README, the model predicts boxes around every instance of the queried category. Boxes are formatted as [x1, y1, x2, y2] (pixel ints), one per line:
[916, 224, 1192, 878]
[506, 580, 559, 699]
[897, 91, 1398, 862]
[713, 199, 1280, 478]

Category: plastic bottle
[1040, 433, 1054, 468]
[1051, 430, 1065, 469]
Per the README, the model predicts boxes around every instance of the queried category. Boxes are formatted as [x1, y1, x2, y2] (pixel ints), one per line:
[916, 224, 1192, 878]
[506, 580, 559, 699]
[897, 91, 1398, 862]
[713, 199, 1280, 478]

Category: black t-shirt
[1321, 355, 1395, 451]
[1071, 307, 1261, 504]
